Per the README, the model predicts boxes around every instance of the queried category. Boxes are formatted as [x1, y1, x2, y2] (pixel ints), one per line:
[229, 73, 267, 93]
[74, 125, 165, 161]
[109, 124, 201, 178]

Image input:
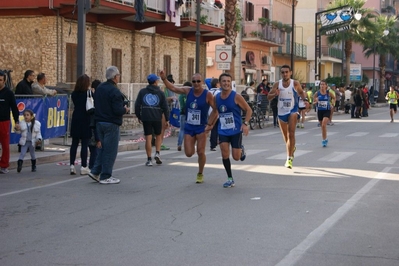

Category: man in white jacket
[31, 73, 57, 96]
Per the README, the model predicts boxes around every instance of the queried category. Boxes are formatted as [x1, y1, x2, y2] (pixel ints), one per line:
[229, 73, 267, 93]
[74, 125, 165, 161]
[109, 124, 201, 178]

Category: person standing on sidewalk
[69, 74, 92, 175]
[313, 80, 335, 147]
[206, 73, 252, 188]
[160, 71, 216, 184]
[177, 81, 191, 151]
[135, 74, 169, 166]
[267, 65, 306, 169]
[0, 71, 20, 174]
[208, 78, 221, 151]
[15, 70, 34, 95]
[16, 109, 42, 173]
[88, 66, 130, 184]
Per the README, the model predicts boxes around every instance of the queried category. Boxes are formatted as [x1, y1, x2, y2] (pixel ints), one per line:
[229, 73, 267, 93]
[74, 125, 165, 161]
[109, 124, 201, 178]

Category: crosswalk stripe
[319, 152, 356, 162]
[252, 131, 280, 137]
[123, 150, 178, 159]
[347, 132, 369, 137]
[368, 154, 399, 164]
[313, 131, 338, 137]
[267, 150, 311, 160]
[379, 133, 399, 138]
[216, 149, 267, 159]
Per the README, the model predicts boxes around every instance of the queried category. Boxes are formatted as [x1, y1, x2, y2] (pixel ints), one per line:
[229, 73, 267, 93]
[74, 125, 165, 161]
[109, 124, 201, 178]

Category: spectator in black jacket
[0, 71, 20, 174]
[135, 74, 169, 166]
[88, 66, 129, 185]
[15, 70, 35, 95]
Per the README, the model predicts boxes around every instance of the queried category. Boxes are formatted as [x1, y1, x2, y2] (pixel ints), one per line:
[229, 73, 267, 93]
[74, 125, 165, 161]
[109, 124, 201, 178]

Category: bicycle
[248, 98, 266, 130]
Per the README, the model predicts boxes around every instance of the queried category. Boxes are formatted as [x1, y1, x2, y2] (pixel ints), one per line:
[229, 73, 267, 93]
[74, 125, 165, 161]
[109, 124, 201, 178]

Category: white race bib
[187, 109, 201, 125]
[318, 101, 328, 108]
[219, 112, 235, 130]
[390, 98, 396, 103]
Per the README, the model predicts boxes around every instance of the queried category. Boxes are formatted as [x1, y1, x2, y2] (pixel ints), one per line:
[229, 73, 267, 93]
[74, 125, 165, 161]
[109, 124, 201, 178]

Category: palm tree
[359, 15, 399, 102]
[224, 0, 238, 79]
[326, 0, 374, 86]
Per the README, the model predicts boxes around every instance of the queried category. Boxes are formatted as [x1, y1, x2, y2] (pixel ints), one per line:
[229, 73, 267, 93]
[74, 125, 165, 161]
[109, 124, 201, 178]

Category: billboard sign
[319, 6, 354, 35]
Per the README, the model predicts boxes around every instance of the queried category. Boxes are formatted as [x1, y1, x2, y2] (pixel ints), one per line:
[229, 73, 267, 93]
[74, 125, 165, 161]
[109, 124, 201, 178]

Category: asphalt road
[1, 107, 399, 266]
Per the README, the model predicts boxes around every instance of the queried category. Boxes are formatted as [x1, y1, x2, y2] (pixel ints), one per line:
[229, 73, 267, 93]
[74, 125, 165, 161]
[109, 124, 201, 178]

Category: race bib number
[187, 109, 201, 125]
[279, 98, 292, 109]
[318, 101, 328, 108]
[390, 98, 396, 103]
[219, 112, 235, 130]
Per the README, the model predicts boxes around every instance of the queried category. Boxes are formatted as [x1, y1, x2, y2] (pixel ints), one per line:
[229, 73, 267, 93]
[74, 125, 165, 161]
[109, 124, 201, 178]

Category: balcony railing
[181, 2, 225, 28]
[276, 42, 307, 58]
[104, 0, 225, 27]
[242, 22, 285, 45]
[321, 46, 343, 59]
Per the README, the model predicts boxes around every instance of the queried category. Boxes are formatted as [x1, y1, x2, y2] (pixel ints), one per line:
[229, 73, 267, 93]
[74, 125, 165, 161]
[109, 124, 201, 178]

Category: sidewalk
[6, 102, 387, 169]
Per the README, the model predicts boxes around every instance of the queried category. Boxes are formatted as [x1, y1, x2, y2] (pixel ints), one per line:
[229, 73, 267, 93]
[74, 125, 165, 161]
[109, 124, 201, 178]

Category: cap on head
[147, 74, 160, 84]
[167, 74, 175, 83]
[331, 84, 336, 87]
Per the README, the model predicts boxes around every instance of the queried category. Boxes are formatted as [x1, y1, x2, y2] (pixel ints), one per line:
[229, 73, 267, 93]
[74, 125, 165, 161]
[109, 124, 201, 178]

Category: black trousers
[210, 119, 219, 149]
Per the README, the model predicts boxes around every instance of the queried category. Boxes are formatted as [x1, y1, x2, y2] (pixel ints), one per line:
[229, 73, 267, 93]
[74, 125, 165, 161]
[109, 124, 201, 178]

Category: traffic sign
[217, 63, 230, 70]
[215, 45, 232, 63]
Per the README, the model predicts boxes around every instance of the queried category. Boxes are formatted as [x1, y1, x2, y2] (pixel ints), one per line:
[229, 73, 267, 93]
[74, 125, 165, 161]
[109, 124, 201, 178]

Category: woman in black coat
[354, 88, 363, 118]
[70, 74, 92, 175]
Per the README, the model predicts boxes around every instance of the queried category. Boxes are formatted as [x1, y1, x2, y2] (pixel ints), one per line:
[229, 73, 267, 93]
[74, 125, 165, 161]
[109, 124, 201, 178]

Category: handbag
[169, 101, 180, 128]
[86, 90, 95, 115]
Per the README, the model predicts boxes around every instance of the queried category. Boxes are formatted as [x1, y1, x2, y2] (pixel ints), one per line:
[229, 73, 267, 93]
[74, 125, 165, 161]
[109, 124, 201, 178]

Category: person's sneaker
[154, 153, 162, 164]
[80, 166, 90, 175]
[300, 124, 304, 128]
[223, 178, 235, 188]
[210, 147, 216, 151]
[70, 165, 76, 175]
[161, 144, 170, 150]
[99, 177, 120, 184]
[296, 124, 300, 128]
[196, 173, 204, 184]
[0, 168, 9, 174]
[240, 144, 246, 161]
[285, 159, 293, 169]
[145, 160, 153, 166]
[177, 146, 182, 151]
[88, 172, 100, 182]
[317, 123, 320, 127]
[322, 139, 327, 147]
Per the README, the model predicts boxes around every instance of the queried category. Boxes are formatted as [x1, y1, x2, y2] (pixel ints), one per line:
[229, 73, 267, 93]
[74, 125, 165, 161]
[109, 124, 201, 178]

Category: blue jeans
[91, 122, 120, 180]
[177, 114, 186, 146]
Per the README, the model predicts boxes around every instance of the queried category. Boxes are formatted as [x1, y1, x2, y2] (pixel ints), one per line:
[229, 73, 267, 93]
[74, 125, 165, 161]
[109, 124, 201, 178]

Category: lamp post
[195, 0, 201, 73]
[290, 0, 298, 75]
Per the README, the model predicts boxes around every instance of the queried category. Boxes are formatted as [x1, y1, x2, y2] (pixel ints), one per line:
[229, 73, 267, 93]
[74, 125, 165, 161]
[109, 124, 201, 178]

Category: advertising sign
[319, 6, 354, 35]
[350, 64, 362, 81]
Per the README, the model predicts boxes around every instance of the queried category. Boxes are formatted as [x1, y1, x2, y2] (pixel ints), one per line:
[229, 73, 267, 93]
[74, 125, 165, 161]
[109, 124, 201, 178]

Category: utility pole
[77, 0, 91, 77]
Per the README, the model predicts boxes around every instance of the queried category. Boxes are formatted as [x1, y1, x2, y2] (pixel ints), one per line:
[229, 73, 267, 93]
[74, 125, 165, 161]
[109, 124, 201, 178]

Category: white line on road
[347, 132, 369, 137]
[275, 167, 392, 266]
[319, 152, 356, 162]
[0, 163, 144, 197]
[368, 153, 399, 164]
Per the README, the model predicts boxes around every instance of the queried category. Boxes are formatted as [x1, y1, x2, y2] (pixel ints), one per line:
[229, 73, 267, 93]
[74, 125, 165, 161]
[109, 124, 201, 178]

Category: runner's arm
[159, 70, 190, 94]
[267, 83, 279, 101]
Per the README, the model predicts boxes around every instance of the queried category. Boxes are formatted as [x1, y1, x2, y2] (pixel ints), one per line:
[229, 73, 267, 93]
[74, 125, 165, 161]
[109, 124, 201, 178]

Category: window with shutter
[66, 43, 77, 83]
[112, 48, 122, 81]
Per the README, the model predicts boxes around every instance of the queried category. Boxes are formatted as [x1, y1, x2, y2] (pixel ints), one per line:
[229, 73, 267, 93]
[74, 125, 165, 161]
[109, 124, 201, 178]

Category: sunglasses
[192, 80, 201, 83]
[281, 71, 289, 74]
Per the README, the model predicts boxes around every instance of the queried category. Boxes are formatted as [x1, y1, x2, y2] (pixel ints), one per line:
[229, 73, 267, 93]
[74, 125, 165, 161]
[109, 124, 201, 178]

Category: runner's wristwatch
[243, 121, 249, 126]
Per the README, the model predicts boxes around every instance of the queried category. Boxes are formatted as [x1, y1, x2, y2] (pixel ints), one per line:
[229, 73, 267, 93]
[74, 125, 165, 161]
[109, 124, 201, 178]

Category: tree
[359, 15, 399, 102]
[326, 0, 374, 86]
[224, 0, 240, 79]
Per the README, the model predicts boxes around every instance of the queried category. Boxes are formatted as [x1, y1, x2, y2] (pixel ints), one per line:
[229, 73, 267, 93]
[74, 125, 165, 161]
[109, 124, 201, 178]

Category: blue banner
[9, 95, 68, 144]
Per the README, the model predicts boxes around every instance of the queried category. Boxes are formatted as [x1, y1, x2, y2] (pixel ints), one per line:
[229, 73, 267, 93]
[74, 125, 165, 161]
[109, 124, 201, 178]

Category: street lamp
[372, 29, 389, 104]
[290, 0, 298, 75]
[195, 0, 201, 73]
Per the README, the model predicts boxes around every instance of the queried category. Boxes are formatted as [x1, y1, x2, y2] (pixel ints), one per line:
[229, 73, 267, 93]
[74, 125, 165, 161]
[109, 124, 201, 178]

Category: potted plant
[258, 17, 270, 26]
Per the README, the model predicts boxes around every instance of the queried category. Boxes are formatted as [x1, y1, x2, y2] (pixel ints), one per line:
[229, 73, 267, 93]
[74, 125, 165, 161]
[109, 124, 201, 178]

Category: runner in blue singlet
[206, 73, 252, 188]
[160, 71, 216, 184]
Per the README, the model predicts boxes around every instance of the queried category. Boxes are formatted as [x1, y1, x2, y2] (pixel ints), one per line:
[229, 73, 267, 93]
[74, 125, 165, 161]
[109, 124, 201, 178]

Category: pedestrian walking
[160, 71, 216, 183]
[267, 65, 306, 169]
[0, 71, 20, 174]
[88, 66, 129, 184]
[16, 109, 42, 172]
[313, 80, 335, 147]
[134, 74, 169, 166]
[206, 73, 252, 188]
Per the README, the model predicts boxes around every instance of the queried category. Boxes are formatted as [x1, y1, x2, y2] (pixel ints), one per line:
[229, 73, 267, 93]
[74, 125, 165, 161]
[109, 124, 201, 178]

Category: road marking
[313, 131, 338, 137]
[347, 132, 369, 137]
[122, 150, 178, 160]
[379, 133, 399, 138]
[252, 131, 280, 137]
[367, 153, 399, 164]
[0, 163, 144, 197]
[267, 150, 311, 160]
[216, 149, 266, 159]
[319, 152, 356, 162]
[275, 167, 392, 266]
